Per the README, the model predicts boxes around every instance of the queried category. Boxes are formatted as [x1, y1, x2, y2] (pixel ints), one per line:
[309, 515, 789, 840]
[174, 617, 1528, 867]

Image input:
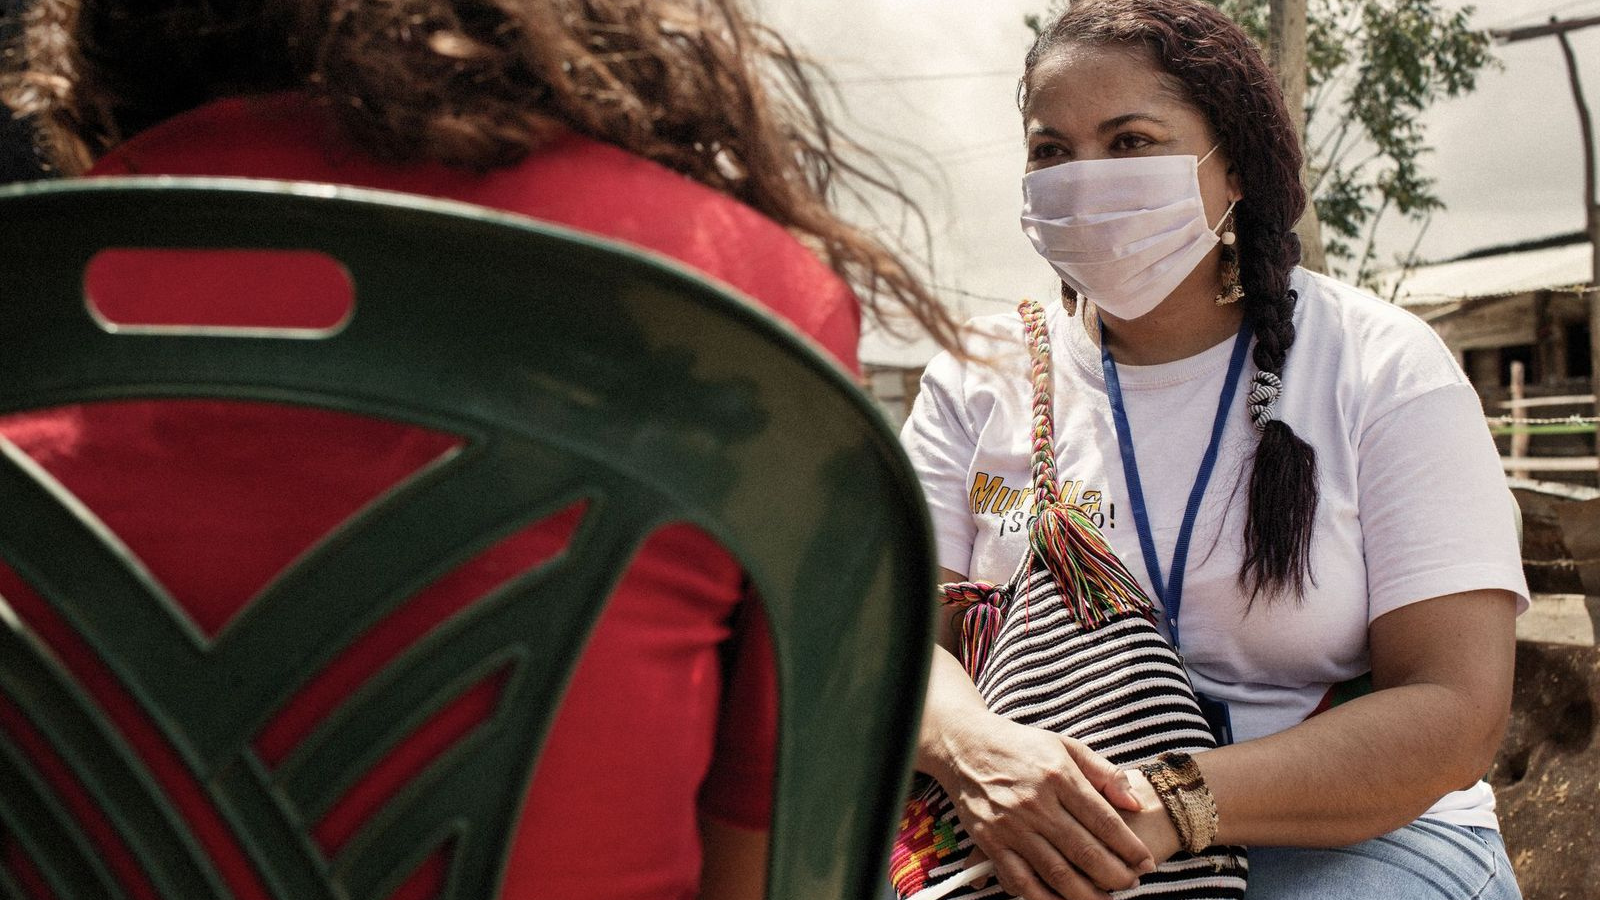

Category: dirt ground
[1489, 640, 1600, 899]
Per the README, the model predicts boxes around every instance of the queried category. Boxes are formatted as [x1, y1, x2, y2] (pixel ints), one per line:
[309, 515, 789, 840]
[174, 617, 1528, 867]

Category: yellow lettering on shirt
[969, 472, 1005, 514]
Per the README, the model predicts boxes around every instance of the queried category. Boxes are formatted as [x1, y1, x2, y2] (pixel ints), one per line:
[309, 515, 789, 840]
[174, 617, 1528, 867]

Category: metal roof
[1375, 238, 1593, 308]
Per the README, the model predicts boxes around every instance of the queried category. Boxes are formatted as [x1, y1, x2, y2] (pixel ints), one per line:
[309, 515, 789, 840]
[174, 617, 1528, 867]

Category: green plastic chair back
[0, 177, 935, 900]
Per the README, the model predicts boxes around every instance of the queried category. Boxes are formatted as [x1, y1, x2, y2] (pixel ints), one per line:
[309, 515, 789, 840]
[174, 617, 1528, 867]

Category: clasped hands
[931, 713, 1182, 900]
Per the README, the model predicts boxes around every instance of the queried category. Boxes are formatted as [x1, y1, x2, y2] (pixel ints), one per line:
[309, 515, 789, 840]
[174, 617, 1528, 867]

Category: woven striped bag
[889, 299, 1246, 900]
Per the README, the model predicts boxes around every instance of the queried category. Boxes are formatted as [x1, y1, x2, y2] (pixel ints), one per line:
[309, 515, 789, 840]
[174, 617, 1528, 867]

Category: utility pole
[1269, 0, 1327, 273]
[1494, 15, 1600, 469]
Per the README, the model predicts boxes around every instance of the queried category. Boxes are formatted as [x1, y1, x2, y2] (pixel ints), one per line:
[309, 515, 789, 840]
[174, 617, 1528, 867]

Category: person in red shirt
[0, 3, 959, 898]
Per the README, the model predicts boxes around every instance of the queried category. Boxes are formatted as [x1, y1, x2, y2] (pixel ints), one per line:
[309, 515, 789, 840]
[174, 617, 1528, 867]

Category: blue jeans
[1245, 819, 1521, 899]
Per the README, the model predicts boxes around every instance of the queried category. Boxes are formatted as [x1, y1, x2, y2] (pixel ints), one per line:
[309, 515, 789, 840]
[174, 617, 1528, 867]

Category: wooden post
[1269, 0, 1327, 273]
[1511, 360, 1530, 479]
[1557, 31, 1600, 483]
[1495, 16, 1600, 632]
[1495, 16, 1600, 474]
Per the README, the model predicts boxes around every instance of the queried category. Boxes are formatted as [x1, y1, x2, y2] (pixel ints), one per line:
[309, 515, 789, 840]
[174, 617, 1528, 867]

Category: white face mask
[1020, 147, 1235, 321]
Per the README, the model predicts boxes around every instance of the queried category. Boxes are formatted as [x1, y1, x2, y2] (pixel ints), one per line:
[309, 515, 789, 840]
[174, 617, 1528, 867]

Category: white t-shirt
[902, 268, 1529, 830]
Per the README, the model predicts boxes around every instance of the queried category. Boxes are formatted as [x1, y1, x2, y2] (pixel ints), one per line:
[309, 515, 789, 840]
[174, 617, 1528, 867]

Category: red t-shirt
[0, 94, 861, 900]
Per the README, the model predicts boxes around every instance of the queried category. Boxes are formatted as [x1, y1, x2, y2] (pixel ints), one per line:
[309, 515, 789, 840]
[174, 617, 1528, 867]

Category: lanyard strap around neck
[1100, 318, 1252, 650]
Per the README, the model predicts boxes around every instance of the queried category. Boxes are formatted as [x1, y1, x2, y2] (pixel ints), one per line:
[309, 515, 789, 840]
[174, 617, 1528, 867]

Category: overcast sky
[751, 0, 1600, 364]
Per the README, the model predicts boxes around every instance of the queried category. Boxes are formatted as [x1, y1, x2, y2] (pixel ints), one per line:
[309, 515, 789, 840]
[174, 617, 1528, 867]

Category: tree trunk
[1269, 0, 1327, 273]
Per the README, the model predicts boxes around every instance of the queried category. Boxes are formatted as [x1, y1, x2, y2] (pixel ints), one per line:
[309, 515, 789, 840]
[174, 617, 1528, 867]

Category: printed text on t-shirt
[968, 472, 1115, 534]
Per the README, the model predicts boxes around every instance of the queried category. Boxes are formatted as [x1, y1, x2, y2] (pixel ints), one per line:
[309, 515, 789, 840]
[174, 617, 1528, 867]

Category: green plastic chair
[0, 177, 935, 900]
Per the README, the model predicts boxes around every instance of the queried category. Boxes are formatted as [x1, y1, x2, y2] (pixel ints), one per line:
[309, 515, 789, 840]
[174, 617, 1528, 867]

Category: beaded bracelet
[1138, 751, 1219, 855]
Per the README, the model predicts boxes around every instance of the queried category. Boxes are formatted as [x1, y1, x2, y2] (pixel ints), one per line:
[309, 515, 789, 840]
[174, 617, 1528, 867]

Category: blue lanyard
[1100, 319, 1252, 650]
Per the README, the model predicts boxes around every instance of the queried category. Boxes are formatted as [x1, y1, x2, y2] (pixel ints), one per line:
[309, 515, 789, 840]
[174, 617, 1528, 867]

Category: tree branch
[1356, 194, 1392, 285]
[1384, 210, 1434, 303]
[1326, 141, 1379, 180]
[1311, 114, 1358, 177]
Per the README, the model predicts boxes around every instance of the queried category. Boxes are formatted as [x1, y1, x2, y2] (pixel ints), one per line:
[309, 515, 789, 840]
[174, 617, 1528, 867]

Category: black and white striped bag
[889, 299, 1246, 900]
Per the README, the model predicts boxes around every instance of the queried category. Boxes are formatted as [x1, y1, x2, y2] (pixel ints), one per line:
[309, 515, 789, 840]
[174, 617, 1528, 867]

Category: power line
[933, 138, 1026, 167]
[938, 154, 1017, 169]
[937, 148, 1025, 169]
[931, 136, 1022, 159]
[1488, 414, 1600, 424]
[834, 69, 1018, 87]
[932, 284, 1019, 307]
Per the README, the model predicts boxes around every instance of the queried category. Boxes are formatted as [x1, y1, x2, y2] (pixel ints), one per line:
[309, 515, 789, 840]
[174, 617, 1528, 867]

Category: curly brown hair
[1, 0, 961, 353]
[1022, 0, 1318, 602]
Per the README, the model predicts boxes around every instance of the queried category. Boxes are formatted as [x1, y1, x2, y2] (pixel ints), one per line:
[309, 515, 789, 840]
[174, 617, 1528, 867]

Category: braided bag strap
[936, 300, 1158, 685]
[1021, 299, 1065, 509]
[1016, 299, 1156, 628]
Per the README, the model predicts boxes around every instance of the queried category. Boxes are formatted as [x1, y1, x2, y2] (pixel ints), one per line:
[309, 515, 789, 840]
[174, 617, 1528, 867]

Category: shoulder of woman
[508, 133, 869, 361]
[922, 311, 1032, 387]
[910, 310, 1031, 429]
[964, 309, 1029, 349]
[1292, 268, 1445, 342]
[1290, 267, 1468, 410]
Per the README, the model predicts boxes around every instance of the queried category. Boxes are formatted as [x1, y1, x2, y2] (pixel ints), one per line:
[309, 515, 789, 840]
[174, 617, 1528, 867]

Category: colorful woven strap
[1018, 299, 1156, 628]
[1023, 300, 1064, 508]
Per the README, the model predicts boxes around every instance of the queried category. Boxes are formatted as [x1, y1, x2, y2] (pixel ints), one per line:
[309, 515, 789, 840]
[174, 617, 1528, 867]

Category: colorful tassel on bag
[939, 581, 1008, 676]
[1029, 501, 1152, 628]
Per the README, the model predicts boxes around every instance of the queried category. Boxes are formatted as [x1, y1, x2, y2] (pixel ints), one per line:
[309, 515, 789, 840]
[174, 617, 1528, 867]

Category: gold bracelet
[1138, 751, 1219, 855]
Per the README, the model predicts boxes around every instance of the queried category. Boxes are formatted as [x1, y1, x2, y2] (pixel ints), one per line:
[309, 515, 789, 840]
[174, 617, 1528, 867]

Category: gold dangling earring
[1214, 225, 1244, 306]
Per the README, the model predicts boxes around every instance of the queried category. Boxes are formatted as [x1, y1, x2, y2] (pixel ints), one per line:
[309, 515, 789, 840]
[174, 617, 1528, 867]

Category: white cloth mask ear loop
[1214, 199, 1238, 245]
[1196, 145, 1237, 243]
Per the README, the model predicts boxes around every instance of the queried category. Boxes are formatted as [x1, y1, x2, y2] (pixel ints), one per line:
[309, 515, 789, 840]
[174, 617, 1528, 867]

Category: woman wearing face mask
[899, 1, 1526, 899]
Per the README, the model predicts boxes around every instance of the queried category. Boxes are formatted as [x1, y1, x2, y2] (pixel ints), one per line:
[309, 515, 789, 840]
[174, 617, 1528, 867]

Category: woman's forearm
[915, 645, 992, 783]
[1199, 590, 1515, 848]
[1201, 680, 1501, 846]
[917, 568, 991, 782]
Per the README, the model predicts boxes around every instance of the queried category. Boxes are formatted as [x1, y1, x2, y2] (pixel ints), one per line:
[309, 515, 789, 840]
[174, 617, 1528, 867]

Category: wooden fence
[1496, 362, 1598, 476]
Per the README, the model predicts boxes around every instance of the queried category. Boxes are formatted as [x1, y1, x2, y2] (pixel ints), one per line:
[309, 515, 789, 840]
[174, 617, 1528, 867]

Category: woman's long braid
[1240, 238, 1318, 602]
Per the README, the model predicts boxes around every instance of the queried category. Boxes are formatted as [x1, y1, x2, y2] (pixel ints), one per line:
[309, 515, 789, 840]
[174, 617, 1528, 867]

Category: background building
[1377, 232, 1597, 481]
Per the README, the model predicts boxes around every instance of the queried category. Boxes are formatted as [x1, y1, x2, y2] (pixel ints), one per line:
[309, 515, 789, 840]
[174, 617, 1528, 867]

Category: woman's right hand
[931, 712, 1155, 900]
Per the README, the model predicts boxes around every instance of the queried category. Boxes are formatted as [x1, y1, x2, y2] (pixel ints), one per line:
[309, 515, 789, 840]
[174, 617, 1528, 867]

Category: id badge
[1196, 692, 1234, 746]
